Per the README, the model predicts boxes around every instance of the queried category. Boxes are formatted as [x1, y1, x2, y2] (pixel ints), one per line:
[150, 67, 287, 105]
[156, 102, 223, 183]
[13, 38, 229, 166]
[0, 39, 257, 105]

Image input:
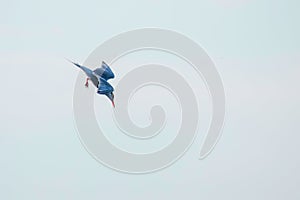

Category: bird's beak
[111, 100, 115, 108]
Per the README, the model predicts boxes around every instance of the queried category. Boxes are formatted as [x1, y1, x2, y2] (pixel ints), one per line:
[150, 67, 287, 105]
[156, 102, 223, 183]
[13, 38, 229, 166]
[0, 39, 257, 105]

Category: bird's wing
[93, 61, 115, 81]
[97, 77, 114, 94]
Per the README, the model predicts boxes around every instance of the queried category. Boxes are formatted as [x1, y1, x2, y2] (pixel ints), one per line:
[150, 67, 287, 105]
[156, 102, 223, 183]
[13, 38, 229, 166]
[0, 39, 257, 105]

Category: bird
[68, 59, 115, 107]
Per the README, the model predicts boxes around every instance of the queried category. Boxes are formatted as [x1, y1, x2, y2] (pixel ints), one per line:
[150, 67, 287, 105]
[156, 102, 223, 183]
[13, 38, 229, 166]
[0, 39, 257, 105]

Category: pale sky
[1, 0, 300, 199]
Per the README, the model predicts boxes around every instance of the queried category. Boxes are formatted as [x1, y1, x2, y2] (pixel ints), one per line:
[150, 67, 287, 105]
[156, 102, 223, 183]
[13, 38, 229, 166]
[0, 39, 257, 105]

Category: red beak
[112, 100, 115, 108]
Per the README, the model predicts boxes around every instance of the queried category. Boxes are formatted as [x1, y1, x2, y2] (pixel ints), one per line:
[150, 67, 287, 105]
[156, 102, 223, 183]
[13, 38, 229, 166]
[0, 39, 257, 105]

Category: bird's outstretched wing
[96, 77, 114, 94]
[93, 61, 115, 81]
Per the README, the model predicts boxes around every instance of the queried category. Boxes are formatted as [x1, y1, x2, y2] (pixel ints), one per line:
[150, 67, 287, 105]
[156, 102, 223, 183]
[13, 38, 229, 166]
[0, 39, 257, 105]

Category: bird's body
[69, 60, 115, 107]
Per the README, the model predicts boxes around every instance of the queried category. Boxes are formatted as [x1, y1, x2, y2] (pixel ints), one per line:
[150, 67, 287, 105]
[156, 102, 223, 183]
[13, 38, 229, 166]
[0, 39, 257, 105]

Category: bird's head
[106, 92, 115, 108]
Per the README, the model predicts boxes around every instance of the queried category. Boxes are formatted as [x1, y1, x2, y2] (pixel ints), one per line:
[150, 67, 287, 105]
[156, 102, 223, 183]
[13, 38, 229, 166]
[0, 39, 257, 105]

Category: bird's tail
[66, 58, 93, 77]
[65, 58, 82, 68]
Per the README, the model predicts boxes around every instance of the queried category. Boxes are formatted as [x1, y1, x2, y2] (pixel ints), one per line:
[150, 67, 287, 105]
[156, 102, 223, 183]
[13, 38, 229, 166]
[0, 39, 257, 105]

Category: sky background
[1, 0, 300, 199]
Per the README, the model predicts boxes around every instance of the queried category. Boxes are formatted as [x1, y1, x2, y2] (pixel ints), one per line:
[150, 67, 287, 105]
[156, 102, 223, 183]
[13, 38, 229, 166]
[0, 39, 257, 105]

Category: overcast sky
[1, 0, 300, 199]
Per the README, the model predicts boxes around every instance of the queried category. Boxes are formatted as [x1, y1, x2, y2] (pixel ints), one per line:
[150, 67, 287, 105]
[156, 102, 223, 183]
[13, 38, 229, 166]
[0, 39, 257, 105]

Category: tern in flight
[68, 59, 115, 107]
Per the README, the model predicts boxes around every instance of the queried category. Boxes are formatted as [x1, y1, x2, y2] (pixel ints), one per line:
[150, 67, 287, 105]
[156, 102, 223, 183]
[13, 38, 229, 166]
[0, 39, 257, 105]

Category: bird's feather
[93, 61, 115, 81]
[97, 77, 114, 94]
